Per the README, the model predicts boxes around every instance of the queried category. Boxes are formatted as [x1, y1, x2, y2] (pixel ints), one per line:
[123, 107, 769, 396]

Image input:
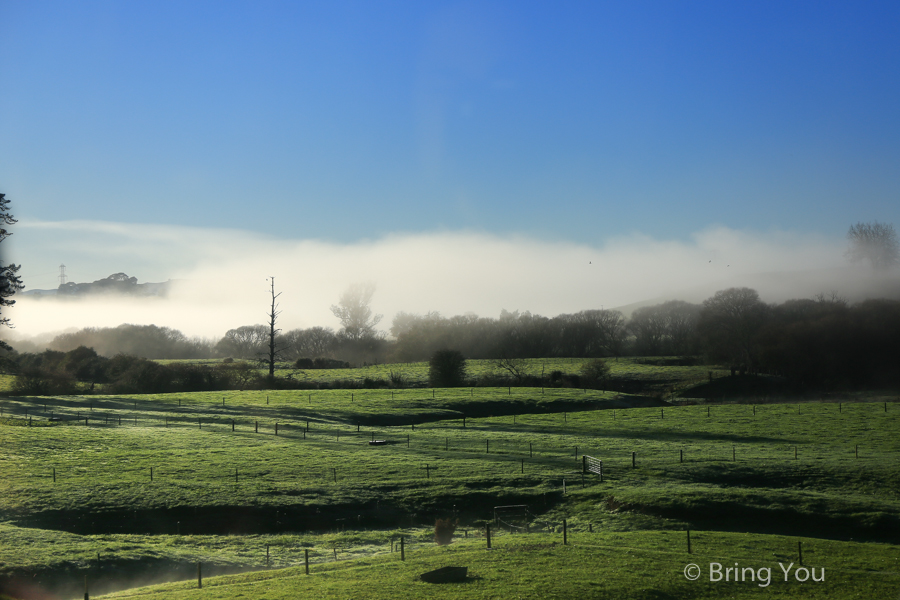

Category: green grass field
[155, 356, 724, 395]
[1, 363, 899, 598]
[94, 531, 898, 600]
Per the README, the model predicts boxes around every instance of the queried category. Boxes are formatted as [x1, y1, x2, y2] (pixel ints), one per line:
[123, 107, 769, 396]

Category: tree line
[4, 287, 900, 392]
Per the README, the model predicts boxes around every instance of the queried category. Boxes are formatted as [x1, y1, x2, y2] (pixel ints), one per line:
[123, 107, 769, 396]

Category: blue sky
[2, 1, 899, 336]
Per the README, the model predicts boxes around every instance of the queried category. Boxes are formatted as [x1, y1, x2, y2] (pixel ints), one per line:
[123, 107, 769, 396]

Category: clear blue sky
[2, 1, 900, 267]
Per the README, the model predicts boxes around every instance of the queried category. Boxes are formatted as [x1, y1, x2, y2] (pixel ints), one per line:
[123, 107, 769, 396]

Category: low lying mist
[7, 221, 899, 342]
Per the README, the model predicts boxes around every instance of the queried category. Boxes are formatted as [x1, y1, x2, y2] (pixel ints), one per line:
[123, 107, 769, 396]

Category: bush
[11, 368, 78, 396]
[429, 349, 467, 387]
[294, 357, 351, 369]
[580, 359, 610, 388]
[434, 518, 458, 545]
[105, 357, 174, 394]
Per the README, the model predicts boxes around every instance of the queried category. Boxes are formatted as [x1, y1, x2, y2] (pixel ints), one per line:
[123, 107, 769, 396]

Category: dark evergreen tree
[428, 349, 467, 387]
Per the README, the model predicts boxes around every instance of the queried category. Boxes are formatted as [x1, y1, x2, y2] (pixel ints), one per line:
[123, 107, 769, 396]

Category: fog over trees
[3, 284, 899, 392]
[846, 221, 900, 271]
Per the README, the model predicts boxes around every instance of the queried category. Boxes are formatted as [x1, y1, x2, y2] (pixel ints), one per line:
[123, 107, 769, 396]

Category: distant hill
[21, 273, 173, 298]
[611, 267, 900, 316]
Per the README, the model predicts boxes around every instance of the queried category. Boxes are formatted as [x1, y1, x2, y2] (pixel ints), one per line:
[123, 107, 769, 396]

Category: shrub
[389, 369, 406, 388]
[11, 368, 78, 396]
[429, 349, 467, 387]
[105, 358, 173, 394]
[294, 357, 351, 369]
[580, 358, 610, 387]
[434, 518, 458, 545]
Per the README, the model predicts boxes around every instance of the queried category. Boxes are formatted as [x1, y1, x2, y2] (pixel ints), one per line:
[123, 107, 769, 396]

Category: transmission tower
[58, 264, 68, 286]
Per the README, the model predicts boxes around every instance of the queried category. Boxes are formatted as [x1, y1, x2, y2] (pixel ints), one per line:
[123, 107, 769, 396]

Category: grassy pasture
[96, 531, 899, 599]
[2, 377, 899, 598]
[155, 356, 723, 393]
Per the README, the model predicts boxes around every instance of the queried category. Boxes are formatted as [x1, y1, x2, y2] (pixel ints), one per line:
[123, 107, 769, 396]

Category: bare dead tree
[266, 277, 282, 382]
[493, 356, 529, 383]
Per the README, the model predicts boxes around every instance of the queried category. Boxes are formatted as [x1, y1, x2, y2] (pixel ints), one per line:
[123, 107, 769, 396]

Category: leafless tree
[265, 277, 282, 381]
[846, 221, 899, 270]
[493, 356, 529, 382]
[216, 325, 268, 358]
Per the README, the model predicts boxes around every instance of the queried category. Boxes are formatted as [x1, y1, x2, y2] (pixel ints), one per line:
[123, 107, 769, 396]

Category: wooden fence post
[198, 562, 202, 589]
[563, 519, 567, 545]
[632, 451, 636, 468]
[486, 525, 491, 549]
[305, 549, 310, 574]
[687, 529, 691, 554]
[401, 536, 405, 560]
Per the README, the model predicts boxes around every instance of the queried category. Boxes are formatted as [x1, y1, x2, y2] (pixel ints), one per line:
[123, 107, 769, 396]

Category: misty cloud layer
[6, 220, 898, 341]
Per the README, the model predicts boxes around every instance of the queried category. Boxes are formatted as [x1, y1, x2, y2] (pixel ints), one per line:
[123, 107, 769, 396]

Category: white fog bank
[5, 221, 898, 341]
